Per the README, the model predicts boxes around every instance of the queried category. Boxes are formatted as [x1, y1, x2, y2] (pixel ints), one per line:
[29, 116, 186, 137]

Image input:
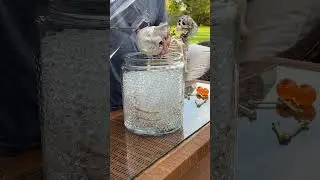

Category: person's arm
[154, 0, 168, 25]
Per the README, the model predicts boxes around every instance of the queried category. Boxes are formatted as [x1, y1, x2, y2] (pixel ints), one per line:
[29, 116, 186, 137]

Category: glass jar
[122, 52, 185, 136]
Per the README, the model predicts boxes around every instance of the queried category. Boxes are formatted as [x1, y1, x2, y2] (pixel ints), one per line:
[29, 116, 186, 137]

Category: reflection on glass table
[236, 66, 320, 180]
[110, 81, 210, 180]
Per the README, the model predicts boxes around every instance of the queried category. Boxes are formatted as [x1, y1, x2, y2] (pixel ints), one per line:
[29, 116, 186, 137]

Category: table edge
[136, 124, 210, 180]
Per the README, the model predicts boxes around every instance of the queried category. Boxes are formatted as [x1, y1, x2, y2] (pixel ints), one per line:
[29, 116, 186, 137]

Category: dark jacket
[109, 0, 167, 110]
[0, 0, 47, 154]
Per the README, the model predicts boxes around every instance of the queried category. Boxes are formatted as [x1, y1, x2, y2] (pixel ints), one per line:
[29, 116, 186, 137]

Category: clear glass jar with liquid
[122, 52, 185, 136]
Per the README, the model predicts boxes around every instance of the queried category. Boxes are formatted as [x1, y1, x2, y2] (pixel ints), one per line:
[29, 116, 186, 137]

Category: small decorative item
[244, 79, 318, 145]
[170, 15, 199, 97]
[176, 15, 199, 45]
[194, 86, 209, 108]
[276, 103, 316, 123]
[272, 100, 316, 145]
[176, 15, 198, 77]
[196, 86, 209, 99]
[245, 98, 316, 145]
[167, 15, 198, 70]
[276, 79, 317, 108]
[195, 99, 208, 108]
[272, 121, 309, 146]
[247, 79, 318, 116]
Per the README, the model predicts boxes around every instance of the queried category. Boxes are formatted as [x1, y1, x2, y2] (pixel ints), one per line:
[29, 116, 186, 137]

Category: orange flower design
[196, 86, 209, 100]
[277, 79, 317, 107]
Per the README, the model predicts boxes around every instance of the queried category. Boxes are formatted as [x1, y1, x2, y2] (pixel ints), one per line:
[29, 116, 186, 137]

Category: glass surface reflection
[110, 82, 210, 179]
[236, 66, 320, 180]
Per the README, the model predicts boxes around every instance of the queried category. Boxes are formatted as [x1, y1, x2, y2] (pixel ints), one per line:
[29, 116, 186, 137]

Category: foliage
[181, 0, 210, 26]
[166, 0, 210, 44]
[169, 25, 210, 44]
[169, 26, 178, 36]
[166, 0, 183, 25]
[166, 0, 210, 26]
[166, 0, 181, 15]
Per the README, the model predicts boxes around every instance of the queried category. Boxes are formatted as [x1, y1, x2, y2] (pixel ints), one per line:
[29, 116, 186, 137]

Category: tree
[167, 0, 181, 14]
[180, 0, 210, 26]
[166, 0, 183, 25]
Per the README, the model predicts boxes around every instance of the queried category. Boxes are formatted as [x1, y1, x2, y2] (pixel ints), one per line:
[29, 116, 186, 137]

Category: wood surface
[0, 149, 42, 180]
[135, 125, 210, 180]
[181, 153, 210, 180]
[110, 110, 189, 179]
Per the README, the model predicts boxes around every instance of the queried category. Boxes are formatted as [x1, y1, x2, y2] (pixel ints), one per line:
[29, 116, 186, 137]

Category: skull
[176, 15, 198, 37]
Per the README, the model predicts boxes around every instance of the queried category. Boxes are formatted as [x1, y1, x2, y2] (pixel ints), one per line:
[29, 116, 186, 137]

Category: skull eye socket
[159, 41, 163, 46]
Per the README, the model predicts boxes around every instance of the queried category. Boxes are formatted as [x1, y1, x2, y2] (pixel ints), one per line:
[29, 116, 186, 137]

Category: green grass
[169, 25, 210, 44]
[189, 26, 210, 44]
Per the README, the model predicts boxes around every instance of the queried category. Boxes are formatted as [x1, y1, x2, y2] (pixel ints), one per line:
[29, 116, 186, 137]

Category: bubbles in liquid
[122, 66, 184, 136]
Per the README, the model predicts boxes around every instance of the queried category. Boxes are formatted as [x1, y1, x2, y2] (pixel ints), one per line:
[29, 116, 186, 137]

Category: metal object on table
[238, 104, 257, 122]
[272, 120, 310, 146]
[239, 98, 300, 120]
[239, 64, 278, 119]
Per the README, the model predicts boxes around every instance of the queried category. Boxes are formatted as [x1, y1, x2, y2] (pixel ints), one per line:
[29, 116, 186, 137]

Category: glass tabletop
[236, 66, 320, 180]
[110, 82, 210, 180]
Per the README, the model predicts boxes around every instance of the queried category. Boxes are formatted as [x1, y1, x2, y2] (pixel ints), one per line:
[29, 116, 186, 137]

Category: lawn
[170, 25, 210, 44]
[189, 26, 210, 44]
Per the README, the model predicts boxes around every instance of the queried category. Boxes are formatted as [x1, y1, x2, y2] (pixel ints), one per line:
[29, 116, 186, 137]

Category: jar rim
[122, 52, 184, 70]
[123, 51, 182, 60]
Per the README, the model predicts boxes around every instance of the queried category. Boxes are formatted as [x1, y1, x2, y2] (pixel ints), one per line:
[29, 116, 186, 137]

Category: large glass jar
[122, 52, 185, 136]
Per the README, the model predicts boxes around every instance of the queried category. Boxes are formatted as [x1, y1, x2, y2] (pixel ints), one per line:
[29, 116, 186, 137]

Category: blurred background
[166, 0, 210, 45]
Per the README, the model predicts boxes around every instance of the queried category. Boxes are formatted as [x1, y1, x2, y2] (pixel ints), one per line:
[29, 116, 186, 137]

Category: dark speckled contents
[40, 29, 108, 179]
[38, 1, 109, 179]
[211, 0, 240, 179]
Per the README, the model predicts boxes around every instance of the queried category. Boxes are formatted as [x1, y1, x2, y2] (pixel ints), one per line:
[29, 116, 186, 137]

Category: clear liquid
[123, 65, 184, 136]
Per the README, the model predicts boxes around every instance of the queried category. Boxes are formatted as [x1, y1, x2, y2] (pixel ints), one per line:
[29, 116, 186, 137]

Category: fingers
[160, 35, 171, 55]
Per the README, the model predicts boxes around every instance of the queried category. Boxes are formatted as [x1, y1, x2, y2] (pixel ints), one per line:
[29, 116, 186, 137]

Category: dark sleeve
[154, 0, 168, 25]
[2, 0, 48, 17]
